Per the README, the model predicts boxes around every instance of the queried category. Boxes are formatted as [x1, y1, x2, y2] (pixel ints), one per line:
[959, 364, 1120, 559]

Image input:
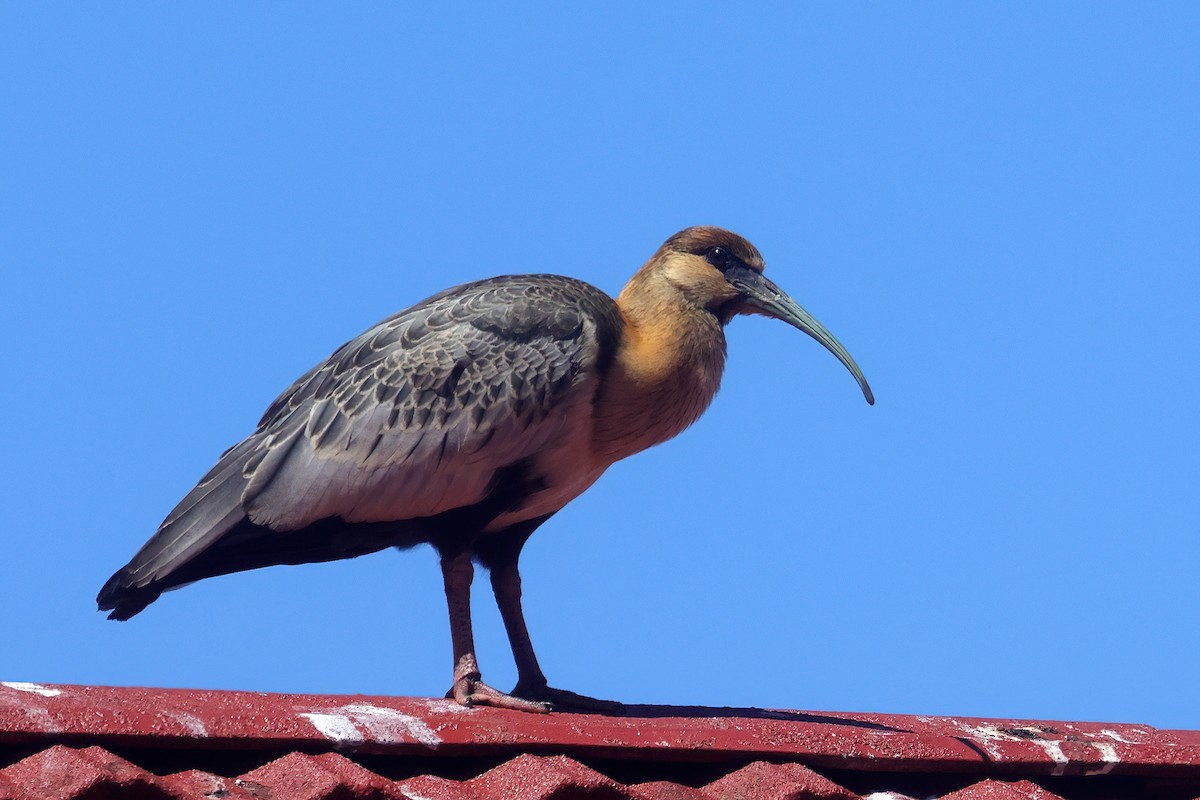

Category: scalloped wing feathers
[118, 274, 621, 586]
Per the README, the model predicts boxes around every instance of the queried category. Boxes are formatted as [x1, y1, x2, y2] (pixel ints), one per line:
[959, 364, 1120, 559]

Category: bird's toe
[512, 681, 624, 714]
[448, 676, 552, 713]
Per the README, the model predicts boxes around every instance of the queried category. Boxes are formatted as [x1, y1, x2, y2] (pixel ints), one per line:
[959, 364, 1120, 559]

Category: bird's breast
[590, 310, 727, 464]
[480, 315, 727, 533]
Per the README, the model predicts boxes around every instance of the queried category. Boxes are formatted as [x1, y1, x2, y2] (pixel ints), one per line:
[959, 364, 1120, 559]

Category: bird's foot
[448, 672, 552, 713]
[511, 680, 624, 715]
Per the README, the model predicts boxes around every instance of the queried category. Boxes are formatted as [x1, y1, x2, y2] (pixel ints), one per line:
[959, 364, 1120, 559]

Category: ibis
[98, 226, 873, 712]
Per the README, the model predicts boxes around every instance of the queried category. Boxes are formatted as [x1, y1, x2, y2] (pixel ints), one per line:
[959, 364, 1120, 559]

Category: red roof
[1, 682, 1197, 799]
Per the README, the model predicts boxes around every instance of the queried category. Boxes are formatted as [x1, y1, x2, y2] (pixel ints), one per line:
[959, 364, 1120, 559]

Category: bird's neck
[591, 277, 728, 464]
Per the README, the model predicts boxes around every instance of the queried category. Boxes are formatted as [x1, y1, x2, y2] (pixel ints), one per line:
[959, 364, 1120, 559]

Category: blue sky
[3, 5, 1197, 729]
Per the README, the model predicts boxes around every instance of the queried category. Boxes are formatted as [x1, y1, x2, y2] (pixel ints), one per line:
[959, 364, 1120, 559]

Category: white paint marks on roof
[299, 703, 441, 748]
[1, 682, 62, 697]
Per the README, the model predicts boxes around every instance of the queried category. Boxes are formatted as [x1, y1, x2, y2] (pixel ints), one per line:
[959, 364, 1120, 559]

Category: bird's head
[646, 225, 875, 405]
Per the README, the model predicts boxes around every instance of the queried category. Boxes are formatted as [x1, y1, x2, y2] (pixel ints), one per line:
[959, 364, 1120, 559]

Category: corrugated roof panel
[701, 761, 859, 799]
[939, 779, 1065, 799]
[0, 682, 1196, 799]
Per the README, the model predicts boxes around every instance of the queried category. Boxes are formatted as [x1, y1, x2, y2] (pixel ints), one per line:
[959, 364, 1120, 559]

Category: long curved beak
[728, 267, 875, 405]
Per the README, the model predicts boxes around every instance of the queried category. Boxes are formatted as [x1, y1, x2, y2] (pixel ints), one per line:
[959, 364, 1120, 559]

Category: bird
[98, 225, 874, 713]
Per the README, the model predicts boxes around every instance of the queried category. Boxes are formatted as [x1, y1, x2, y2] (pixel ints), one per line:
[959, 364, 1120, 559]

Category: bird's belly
[483, 444, 609, 533]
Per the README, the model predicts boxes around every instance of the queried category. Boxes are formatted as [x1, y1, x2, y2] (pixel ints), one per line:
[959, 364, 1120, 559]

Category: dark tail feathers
[97, 516, 415, 620]
[96, 567, 163, 621]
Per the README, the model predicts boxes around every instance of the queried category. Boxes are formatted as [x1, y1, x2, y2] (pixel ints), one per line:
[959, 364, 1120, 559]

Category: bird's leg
[488, 554, 624, 714]
[439, 549, 550, 713]
[488, 556, 546, 690]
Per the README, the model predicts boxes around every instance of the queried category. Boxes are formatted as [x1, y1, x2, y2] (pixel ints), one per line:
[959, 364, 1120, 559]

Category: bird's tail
[96, 569, 163, 621]
[98, 513, 415, 620]
[96, 440, 257, 620]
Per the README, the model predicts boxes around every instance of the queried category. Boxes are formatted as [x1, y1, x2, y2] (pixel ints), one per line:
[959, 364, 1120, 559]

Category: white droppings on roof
[344, 703, 441, 747]
[955, 722, 1003, 760]
[1085, 741, 1120, 776]
[300, 711, 363, 744]
[1039, 738, 1071, 777]
[955, 721, 1129, 778]
[397, 787, 438, 800]
[1, 682, 62, 697]
[299, 704, 441, 748]
[164, 710, 209, 737]
[1100, 727, 1146, 744]
[0, 683, 62, 732]
[957, 723, 1071, 776]
[418, 698, 472, 714]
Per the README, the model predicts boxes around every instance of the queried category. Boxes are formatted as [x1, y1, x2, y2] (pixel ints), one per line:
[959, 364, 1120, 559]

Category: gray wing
[119, 274, 622, 585]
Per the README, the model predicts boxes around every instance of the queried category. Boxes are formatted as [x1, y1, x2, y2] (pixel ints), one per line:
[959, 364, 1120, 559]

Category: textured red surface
[0, 681, 1197, 799]
[940, 779, 1068, 799]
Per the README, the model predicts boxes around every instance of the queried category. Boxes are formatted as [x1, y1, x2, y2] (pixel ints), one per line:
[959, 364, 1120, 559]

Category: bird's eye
[705, 246, 729, 268]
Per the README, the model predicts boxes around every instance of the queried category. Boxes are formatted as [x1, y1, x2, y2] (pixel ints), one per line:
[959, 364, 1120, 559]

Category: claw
[448, 674, 552, 713]
[512, 681, 624, 714]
